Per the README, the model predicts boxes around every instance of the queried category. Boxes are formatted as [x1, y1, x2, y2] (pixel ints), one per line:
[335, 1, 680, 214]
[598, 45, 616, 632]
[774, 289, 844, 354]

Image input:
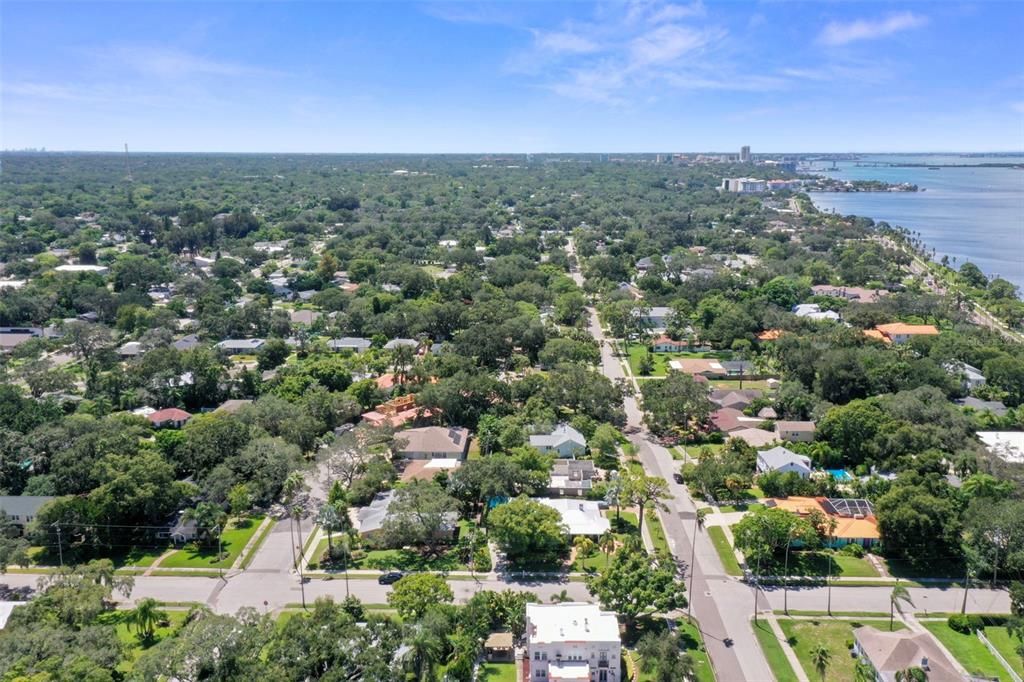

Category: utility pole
[826, 549, 833, 615]
[783, 532, 793, 615]
[216, 525, 224, 581]
[54, 522, 63, 568]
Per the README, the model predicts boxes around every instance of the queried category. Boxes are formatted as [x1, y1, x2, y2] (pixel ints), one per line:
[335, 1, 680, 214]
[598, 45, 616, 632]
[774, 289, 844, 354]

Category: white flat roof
[979, 432, 1024, 463]
[534, 498, 610, 536]
[527, 603, 619, 645]
[0, 602, 24, 629]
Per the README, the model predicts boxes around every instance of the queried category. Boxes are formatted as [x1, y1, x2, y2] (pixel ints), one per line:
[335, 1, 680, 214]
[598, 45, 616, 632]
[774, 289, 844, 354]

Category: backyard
[778, 618, 903, 681]
[623, 617, 715, 682]
[624, 343, 730, 378]
[477, 662, 516, 682]
[104, 608, 189, 673]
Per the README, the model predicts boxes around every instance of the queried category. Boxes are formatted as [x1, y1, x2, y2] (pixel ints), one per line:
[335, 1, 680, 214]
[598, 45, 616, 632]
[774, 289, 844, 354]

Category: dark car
[378, 571, 404, 585]
[673, 472, 684, 484]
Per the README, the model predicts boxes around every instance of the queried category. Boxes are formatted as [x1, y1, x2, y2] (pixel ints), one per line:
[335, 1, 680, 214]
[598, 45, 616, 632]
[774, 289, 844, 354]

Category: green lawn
[883, 557, 965, 581]
[625, 344, 731, 377]
[707, 526, 742, 576]
[625, 618, 715, 682]
[644, 513, 671, 555]
[107, 609, 189, 672]
[478, 662, 516, 682]
[752, 620, 799, 682]
[765, 551, 879, 579]
[160, 516, 265, 569]
[924, 621, 1010, 681]
[985, 627, 1024, 677]
[779, 618, 903, 682]
[349, 547, 469, 572]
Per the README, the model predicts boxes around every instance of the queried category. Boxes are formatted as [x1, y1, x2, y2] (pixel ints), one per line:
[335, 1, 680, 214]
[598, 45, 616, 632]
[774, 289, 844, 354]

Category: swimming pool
[826, 469, 853, 482]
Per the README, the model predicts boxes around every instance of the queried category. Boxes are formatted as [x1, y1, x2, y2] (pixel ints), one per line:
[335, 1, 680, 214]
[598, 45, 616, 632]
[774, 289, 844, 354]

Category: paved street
[0, 572, 592, 614]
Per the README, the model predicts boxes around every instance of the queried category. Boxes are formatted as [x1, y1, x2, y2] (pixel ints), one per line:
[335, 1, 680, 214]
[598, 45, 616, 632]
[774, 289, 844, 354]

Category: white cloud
[629, 24, 712, 66]
[92, 46, 280, 79]
[2, 82, 83, 100]
[1011, 101, 1024, 114]
[818, 12, 928, 46]
[647, 2, 706, 23]
[533, 30, 601, 54]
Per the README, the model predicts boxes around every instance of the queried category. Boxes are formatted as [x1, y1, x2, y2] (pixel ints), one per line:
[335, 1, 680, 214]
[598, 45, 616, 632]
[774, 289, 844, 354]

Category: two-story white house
[526, 603, 620, 682]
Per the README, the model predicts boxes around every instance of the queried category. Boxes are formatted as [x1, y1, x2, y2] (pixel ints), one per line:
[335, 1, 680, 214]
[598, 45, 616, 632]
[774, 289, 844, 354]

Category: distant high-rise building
[740, 145, 751, 163]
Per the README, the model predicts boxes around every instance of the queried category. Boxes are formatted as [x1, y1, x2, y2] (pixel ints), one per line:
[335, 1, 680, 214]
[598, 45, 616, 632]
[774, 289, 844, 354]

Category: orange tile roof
[862, 329, 890, 343]
[874, 323, 939, 337]
[768, 496, 880, 540]
[757, 329, 783, 341]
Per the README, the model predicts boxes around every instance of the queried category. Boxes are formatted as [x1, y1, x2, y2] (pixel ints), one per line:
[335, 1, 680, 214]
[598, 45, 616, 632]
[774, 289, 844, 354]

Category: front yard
[160, 516, 265, 569]
[923, 620, 1012, 681]
[624, 343, 730, 378]
[779, 618, 903, 681]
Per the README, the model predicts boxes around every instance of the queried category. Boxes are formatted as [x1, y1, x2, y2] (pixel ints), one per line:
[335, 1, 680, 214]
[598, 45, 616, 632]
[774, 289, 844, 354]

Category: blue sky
[3, 1, 1023, 152]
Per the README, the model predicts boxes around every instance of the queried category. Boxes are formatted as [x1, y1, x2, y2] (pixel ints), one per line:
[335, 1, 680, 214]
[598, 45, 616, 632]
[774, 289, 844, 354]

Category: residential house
[757, 407, 778, 419]
[147, 408, 192, 429]
[811, 285, 888, 304]
[944, 361, 986, 391]
[361, 394, 425, 428]
[767, 497, 880, 547]
[289, 309, 321, 326]
[399, 458, 462, 483]
[792, 303, 841, 322]
[852, 626, 965, 681]
[216, 339, 265, 353]
[756, 446, 812, 478]
[214, 399, 252, 414]
[709, 389, 763, 410]
[158, 511, 198, 544]
[328, 337, 372, 353]
[118, 341, 143, 358]
[534, 498, 610, 537]
[530, 424, 587, 458]
[775, 420, 816, 443]
[955, 396, 1008, 417]
[978, 432, 1024, 464]
[0, 496, 55, 534]
[394, 426, 470, 460]
[356, 490, 458, 542]
[384, 338, 419, 351]
[729, 428, 779, 448]
[721, 360, 755, 377]
[668, 358, 727, 379]
[650, 335, 688, 353]
[55, 264, 109, 274]
[711, 407, 763, 433]
[548, 460, 599, 497]
[757, 329, 783, 341]
[172, 334, 201, 351]
[633, 306, 672, 331]
[871, 323, 940, 344]
[525, 603, 621, 682]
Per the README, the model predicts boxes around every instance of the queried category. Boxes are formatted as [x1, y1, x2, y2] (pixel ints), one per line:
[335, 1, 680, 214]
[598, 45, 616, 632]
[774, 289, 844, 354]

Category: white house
[0, 496, 55, 533]
[756, 446, 812, 478]
[792, 303, 841, 322]
[525, 603, 621, 682]
[775, 420, 816, 443]
[944, 361, 986, 391]
[530, 424, 587, 458]
[534, 498, 609, 537]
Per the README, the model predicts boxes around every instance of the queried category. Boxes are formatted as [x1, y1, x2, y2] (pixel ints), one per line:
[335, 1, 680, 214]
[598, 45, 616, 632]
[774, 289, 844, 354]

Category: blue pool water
[826, 469, 853, 482]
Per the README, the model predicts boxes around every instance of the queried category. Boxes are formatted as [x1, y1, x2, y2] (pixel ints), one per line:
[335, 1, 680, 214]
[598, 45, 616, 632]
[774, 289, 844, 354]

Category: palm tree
[550, 589, 571, 603]
[891, 584, 914, 631]
[895, 667, 928, 682]
[126, 597, 167, 642]
[809, 644, 831, 681]
[573, 535, 596, 560]
[637, 632, 697, 682]
[598, 531, 616, 567]
[853, 660, 876, 682]
[184, 502, 227, 549]
[281, 472, 308, 570]
[402, 621, 445, 682]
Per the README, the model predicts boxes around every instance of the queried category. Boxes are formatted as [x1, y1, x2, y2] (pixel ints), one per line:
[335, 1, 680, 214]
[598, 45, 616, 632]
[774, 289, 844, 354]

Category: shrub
[841, 543, 866, 558]
[948, 614, 984, 634]
[472, 547, 492, 573]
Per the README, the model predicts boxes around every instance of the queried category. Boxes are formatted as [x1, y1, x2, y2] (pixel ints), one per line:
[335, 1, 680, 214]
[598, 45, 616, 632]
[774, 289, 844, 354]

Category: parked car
[378, 571, 404, 585]
[673, 472, 684, 484]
